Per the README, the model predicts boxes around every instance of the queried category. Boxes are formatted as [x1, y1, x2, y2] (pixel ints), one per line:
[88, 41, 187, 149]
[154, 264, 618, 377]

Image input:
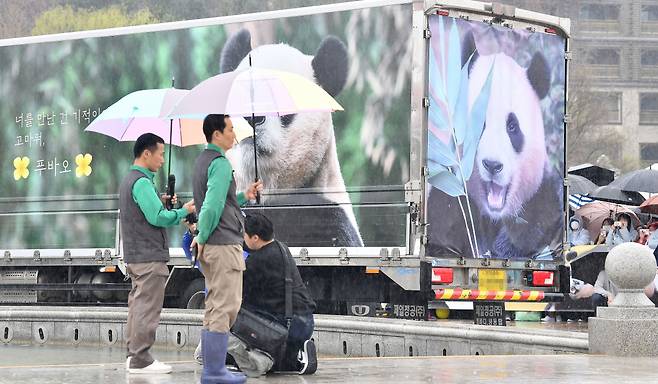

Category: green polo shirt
[131, 165, 188, 227]
[196, 144, 247, 244]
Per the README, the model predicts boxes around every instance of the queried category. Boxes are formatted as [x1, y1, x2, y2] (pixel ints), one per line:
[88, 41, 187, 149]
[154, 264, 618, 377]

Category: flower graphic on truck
[13, 156, 30, 180]
[75, 153, 93, 177]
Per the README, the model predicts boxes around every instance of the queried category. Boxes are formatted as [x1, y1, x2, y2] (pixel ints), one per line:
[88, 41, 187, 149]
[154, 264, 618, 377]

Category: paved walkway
[0, 344, 655, 384]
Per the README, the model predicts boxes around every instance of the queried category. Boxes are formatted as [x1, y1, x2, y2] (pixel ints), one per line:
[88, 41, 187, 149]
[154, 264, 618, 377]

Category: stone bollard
[589, 242, 658, 356]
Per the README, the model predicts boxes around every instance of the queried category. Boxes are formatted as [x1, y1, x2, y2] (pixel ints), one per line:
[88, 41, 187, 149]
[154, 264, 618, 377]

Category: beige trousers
[125, 261, 169, 368]
[199, 244, 245, 332]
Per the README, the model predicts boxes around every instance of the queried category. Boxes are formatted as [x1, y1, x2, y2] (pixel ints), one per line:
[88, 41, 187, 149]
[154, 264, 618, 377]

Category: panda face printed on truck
[219, 29, 348, 190]
[467, 49, 550, 220]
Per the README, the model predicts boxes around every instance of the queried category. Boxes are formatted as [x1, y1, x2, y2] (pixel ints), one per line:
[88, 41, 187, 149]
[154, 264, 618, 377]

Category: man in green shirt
[119, 133, 195, 374]
[191, 114, 261, 384]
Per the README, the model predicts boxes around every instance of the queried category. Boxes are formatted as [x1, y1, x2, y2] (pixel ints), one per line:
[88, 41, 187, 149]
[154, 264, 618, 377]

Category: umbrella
[85, 87, 205, 176]
[568, 194, 595, 211]
[640, 195, 658, 215]
[167, 63, 344, 202]
[576, 201, 640, 239]
[609, 169, 658, 193]
[168, 67, 343, 118]
[632, 206, 652, 224]
[567, 174, 598, 195]
[567, 163, 615, 186]
[587, 185, 645, 206]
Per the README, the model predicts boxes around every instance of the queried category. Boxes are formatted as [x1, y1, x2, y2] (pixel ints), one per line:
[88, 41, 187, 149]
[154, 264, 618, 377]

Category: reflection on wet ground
[1, 343, 653, 384]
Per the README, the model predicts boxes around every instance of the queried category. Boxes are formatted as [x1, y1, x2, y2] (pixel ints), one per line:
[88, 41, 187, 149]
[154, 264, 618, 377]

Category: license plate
[473, 301, 506, 326]
[478, 269, 506, 291]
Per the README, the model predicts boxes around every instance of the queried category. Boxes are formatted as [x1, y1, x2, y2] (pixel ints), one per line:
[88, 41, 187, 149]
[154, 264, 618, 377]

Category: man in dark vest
[191, 114, 262, 384]
[119, 133, 195, 374]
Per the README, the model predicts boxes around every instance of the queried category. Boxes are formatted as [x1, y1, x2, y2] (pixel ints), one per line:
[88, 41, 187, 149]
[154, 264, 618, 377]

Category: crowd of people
[567, 212, 658, 248]
[119, 114, 317, 382]
[558, 210, 658, 319]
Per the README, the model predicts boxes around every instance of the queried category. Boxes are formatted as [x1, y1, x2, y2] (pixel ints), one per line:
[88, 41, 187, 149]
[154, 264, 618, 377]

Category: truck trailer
[0, 0, 571, 318]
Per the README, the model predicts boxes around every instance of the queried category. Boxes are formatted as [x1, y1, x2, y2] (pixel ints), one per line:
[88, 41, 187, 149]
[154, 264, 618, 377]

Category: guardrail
[0, 306, 588, 356]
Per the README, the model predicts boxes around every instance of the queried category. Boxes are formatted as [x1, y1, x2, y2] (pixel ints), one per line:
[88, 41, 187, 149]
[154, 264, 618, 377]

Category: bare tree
[0, 0, 54, 38]
[567, 66, 622, 168]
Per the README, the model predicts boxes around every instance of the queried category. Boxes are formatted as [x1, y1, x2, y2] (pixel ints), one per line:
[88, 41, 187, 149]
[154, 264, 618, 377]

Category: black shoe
[298, 339, 317, 375]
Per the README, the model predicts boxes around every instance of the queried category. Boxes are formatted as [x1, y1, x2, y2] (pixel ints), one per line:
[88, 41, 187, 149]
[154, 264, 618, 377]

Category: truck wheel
[181, 278, 206, 309]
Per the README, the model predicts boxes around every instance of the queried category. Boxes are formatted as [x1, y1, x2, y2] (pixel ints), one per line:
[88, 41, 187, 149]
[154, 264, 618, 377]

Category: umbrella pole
[248, 55, 261, 204]
[252, 112, 260, 204]
[167, 77, 175, 178]
[167, 118, 174, 177]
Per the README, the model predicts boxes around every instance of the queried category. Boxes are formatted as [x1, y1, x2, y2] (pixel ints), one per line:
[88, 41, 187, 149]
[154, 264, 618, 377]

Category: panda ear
[461, 31, 479, 72]
[527, 52, 550, 100]
[220, 29, 252, 73]
[312, 36, 348, 97]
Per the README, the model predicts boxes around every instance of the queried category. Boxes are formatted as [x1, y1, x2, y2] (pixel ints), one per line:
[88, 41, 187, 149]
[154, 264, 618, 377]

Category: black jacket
[243, 241, 316, 317]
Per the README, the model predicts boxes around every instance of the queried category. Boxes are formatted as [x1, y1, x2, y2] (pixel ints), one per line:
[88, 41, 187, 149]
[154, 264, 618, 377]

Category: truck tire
[180, 278, 206, 309]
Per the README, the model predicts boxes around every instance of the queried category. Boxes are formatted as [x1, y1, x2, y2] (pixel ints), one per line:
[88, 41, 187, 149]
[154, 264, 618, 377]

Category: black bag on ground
[230, 240, 294, 360]
[231, 307, 288, 357]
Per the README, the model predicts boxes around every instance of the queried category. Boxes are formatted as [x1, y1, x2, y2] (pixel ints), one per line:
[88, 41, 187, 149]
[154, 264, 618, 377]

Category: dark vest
[119, 169, 169, 264]
[193, 149, 244, 245]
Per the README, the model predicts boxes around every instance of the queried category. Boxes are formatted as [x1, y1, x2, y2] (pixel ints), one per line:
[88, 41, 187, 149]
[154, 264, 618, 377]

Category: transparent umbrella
[168, 63, 343, 202]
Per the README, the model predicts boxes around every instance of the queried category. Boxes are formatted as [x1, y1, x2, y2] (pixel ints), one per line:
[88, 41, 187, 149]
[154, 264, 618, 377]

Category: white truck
[0, 0, 570, 318]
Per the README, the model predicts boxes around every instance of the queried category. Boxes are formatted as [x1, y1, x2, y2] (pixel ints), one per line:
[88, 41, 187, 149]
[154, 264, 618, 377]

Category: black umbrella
[588, 185, 645, 206]
[609, 169, 658, 193]
[568, 163, 615, 186]
[567, 174, 598, 195]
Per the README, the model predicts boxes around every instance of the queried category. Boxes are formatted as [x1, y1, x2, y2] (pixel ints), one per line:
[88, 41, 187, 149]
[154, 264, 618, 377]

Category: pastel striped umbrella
[85, 88, 205, 147]
[167, 66, 344, 203]
[85, 87, 251, 177]
[167, 68, 343, 118]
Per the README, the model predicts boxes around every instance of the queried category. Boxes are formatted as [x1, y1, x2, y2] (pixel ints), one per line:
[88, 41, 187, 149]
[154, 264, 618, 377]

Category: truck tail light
[437, 10, 450, 16]
[531, 271, 554, 287]
[432, 268, 453, 284]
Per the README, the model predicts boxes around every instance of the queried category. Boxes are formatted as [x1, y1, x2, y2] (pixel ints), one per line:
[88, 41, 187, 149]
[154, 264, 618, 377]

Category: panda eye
[246, 116, 266, 127]
[506, 113, 524, 153]
[506, 114, 519, 133]
[280, 114, 296, 128]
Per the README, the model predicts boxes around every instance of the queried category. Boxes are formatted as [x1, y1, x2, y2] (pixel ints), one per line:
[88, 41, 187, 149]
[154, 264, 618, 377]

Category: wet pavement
[0, 344, 655, 384]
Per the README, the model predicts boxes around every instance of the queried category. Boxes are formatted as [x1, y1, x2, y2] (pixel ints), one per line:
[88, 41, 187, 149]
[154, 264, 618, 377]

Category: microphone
[166, 174, 176, 210]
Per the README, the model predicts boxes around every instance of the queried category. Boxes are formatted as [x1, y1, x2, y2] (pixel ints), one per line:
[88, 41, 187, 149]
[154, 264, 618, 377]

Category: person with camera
[119, 133, 195, 374]
[605, 213, 636, 247]
[228, 213, 317, 377]
[637, 225, 651, 245]
[594, 218, 614, 245]
[190, 114, 262, 384]
[592, 268, 656, 308]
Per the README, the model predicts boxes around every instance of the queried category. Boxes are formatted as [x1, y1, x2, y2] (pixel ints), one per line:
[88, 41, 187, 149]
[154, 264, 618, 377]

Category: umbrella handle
[251, 111, 260, 205]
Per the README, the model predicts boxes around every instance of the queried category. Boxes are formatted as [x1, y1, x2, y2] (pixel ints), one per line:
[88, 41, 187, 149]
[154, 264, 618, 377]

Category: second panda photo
[425, 16, 566, 260]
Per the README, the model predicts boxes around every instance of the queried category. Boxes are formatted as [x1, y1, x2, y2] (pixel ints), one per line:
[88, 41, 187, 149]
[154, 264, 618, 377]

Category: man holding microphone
[191, 114, 262, 384]
[120, 133, 195, 374]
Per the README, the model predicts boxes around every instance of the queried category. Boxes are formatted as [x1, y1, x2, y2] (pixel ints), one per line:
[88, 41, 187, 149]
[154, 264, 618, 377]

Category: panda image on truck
[427, 29, 563, 260]
[221, 29, 363, 247]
